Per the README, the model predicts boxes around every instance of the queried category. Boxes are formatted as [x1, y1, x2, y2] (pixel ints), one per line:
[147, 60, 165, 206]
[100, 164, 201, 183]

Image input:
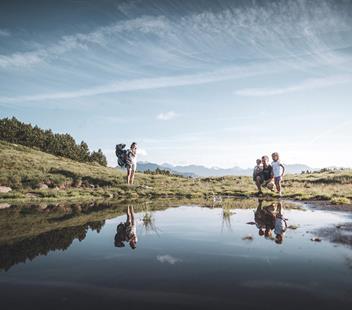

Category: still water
[0, 199, 351, 309]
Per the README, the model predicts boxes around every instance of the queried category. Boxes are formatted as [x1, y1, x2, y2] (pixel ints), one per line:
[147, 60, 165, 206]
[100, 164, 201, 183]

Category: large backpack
[115, 144, 128, 168]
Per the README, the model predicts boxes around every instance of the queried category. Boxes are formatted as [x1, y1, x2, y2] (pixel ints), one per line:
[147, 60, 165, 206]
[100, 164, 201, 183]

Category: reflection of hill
[0, 220, 104, 271]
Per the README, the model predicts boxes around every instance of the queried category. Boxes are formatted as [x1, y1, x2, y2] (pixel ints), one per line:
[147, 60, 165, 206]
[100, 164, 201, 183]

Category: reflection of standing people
[114, 206, 138, 249]
[274, 203, 287, 244]
[126, 142, 137, 185]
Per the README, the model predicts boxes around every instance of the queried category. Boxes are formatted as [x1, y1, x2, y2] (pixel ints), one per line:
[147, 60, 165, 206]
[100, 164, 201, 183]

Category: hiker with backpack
[115, 142, 138, 185]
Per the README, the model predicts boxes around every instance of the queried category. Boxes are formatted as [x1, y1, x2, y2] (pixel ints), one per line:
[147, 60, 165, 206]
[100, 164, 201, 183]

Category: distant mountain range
[137, 162, 314, 177]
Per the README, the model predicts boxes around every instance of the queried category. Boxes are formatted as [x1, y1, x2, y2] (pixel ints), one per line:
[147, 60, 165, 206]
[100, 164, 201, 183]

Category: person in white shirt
[126, 142, 137, 185]
[271, 152, 285, 195]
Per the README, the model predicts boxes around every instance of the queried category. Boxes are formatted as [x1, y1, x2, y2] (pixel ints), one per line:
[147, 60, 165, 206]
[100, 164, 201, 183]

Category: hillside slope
[0, 140, 351, 205]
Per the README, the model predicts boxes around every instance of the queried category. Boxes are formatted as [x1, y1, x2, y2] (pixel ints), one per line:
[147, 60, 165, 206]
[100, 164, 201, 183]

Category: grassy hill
[0, 140, 351, 206]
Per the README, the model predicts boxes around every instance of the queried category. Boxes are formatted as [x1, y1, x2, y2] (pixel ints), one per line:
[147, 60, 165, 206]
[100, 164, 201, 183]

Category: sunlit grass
[1, 140, 352, 206]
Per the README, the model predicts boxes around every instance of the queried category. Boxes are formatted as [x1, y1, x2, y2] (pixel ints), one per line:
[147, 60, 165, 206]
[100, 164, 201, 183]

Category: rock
[242, 235, 253, 241]
[37, 183, 48, 190]
[37, 203, 48, 210]
[311, 237, 322, 242]
[288, 225, 299, 230]
[0, 203, 11, 209]
[72, 179, 82, 188]
[0, 186, 12, 193]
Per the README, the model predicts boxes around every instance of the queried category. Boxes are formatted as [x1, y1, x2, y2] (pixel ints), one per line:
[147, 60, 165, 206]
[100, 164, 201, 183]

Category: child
[271, 152, 285, 195]
[253, 159, 263, 182]
[274, 203, 288, 244]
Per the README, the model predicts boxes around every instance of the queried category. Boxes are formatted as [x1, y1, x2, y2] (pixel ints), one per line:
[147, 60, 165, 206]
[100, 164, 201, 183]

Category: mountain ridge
[137, 161, 314, 177]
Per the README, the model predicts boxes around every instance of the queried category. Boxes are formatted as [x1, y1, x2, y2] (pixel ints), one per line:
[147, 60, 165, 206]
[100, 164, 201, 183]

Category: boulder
[0, 186, 12, 193]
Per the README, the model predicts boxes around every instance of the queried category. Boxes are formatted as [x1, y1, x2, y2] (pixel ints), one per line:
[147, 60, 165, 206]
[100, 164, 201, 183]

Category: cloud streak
[0, 63, 280, 103]
[157, 111, 178, 121]
[0, 29, 10, 37]
[235, 75, 352, 97]
[156, 255, 182, 265]
[1, 0, 351, 71]
[0, 16, 169, 69]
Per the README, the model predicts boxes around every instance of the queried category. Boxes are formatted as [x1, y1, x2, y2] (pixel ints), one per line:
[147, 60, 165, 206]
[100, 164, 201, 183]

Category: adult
[126, 142, 137, 185]
[255, 155, 274, 195]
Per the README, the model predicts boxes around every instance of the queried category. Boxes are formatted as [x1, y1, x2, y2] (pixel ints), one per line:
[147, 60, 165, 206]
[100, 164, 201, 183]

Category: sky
[1, 0, 352, 168]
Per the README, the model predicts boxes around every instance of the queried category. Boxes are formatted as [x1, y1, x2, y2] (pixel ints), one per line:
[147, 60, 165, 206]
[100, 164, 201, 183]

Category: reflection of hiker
[115, 142, 138, 185]
[271, 152, 285, 195]
[114, 206, 138, 249]
[274, 202, 287, 244]
[253, 159, 263, 182]
[255, 156, 274, 195]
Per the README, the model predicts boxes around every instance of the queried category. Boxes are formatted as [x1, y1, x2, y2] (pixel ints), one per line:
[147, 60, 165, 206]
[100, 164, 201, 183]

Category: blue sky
[1, 0, 352, 168]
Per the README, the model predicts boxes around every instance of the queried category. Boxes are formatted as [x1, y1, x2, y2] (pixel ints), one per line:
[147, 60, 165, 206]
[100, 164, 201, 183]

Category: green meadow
[1, 140, 351, 206]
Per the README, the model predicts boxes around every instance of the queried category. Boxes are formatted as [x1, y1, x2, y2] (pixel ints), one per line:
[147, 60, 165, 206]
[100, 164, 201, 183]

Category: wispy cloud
[157, 111, 178, 121]
[235, 75, 352, 97]
[0, 63, 278, 103]
[156, 255, 182, 265]
[137, 147, 147, 156]
[0, 16, 169, 69]
[0, 29, 10, 37]
[1, 0, 351, 71]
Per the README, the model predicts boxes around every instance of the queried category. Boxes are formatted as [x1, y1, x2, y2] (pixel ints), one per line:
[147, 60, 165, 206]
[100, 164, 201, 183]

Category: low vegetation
[0, 140, 351, 206]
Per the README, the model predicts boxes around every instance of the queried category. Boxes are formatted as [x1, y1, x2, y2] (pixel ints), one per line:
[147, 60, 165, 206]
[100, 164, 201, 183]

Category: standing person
[126, 142, 137, 185]
[255, 155, 274, 195]
[271, 152, 285, 195]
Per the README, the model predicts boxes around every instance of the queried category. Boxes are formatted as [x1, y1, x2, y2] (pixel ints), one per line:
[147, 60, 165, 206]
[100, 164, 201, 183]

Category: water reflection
[1, 199, 352, 309]
[0, 220, 104, 271]
[1, 198, 350, 274]
[114, 205, 138, 249]
[254, 200, 288, 244]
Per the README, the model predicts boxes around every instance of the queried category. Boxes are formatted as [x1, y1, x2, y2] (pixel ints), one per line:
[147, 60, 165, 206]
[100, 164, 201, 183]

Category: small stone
[0, 186, 12, 193]
[242, 235, 253, 241]
[288, 225, 299, 230]
[311, 237, 322, 242]
[37, 183, 48, 190]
